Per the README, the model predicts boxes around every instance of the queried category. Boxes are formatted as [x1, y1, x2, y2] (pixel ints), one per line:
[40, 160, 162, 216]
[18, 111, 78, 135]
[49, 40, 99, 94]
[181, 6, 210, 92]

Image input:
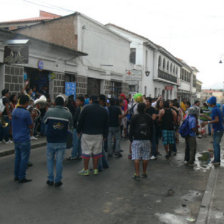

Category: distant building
[201, 89, 224, 104]
[196, 79, 203, 99]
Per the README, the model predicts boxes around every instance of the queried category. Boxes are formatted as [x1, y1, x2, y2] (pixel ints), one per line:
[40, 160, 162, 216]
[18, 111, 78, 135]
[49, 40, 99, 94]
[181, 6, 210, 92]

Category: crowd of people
[2, 82, 223, 186]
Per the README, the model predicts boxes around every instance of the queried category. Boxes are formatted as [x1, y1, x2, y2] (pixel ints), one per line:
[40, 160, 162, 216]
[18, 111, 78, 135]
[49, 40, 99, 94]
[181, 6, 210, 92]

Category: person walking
[145, 97, 159, 160]
[44, 95, 73, 187]
[159, 101, 177, 159]
[107, 98, 127, 158]
[67, 95, 84, 160]
[202, 96, 224, 166]
[77, 95, 108, 176]
[129, 103, 153, 180]
[184, 107, 198, 166]
[0, 89, 12, 144]
[12, 95, 33, 183]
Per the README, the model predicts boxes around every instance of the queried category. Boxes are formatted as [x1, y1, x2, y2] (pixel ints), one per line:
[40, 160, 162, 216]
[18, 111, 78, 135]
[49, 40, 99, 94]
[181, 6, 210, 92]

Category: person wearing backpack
[129, 103, 153, 180]
[184, 107, 198, 166]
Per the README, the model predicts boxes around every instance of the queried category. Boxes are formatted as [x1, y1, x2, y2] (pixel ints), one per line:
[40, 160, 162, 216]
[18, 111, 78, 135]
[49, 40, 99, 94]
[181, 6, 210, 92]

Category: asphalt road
[0, 138, 212, 224]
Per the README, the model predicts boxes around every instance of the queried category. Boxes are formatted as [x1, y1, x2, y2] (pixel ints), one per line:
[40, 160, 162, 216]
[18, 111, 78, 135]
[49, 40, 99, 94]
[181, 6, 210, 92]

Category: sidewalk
[0, 137, 46, 157]
[207, 167, 224, 223]
[196, 148, 224, 224]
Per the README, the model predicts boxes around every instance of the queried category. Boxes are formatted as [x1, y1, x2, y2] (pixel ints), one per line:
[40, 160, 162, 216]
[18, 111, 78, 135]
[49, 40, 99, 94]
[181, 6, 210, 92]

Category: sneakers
[18, 178, 32, 183]
[3, 140, 13, 144]
[55, 181, 63, 187]
[79, 169, 90, 176]
[66, 156, 78, 161]
[30, 136, 38, 140]
[46, 180, 54, 186]
[141, 173, 148, 178]
[150, 155, 157, 160]
[114, 153, 122, 158]
[132, 174, 140, 181]
[93, 169, 99, 175]
[212, 161, 220, 166]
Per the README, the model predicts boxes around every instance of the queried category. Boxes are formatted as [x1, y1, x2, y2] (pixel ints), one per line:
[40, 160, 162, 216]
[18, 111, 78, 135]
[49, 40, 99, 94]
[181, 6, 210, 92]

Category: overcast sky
[1, 0, 224, 89]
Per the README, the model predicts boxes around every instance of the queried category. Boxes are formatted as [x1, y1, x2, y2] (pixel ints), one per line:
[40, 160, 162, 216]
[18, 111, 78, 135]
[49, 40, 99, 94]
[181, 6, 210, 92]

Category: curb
[0, 141, 46, 157]
[196, 167, 219, 224]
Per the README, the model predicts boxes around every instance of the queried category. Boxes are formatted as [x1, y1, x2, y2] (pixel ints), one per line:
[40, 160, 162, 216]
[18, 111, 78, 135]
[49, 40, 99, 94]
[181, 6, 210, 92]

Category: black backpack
[134, 114, 151, 138]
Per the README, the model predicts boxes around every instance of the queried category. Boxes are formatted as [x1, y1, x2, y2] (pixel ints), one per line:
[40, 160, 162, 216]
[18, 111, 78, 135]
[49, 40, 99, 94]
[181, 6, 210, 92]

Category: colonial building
[106, 24, 182, 99]
[176, 58, 193, 102]
[150, 45, 182, 99]
[106, 23, 152, 95]
[196, 79, 203, 99]
[13, 13, 131, 97]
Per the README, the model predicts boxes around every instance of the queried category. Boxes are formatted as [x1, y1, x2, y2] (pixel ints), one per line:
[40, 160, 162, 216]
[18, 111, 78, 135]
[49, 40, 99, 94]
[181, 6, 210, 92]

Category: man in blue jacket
[202, 96, 224, 166]
[44, 95, 73, 187]
[12, 95, 33, 183]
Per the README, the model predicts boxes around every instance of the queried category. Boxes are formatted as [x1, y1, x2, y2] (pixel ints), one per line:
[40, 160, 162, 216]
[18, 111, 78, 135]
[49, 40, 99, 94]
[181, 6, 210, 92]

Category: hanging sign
[4, 40, 29, 64]
[65, 82, 76, 99]
[38, 60, 44, 70]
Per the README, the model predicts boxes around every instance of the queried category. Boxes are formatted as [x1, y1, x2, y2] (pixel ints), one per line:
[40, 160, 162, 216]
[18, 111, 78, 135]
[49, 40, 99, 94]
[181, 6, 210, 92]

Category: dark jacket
[44, 106, 73, 143]
[77, 103, 108, 138]
[129, 113, 153, 141]
[108, 105, 121, 127]
[73, 106, 83, 129]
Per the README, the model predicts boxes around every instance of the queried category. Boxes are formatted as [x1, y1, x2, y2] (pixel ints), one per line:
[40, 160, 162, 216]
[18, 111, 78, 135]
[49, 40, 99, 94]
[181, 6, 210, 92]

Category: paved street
[0, 138, 214, 224]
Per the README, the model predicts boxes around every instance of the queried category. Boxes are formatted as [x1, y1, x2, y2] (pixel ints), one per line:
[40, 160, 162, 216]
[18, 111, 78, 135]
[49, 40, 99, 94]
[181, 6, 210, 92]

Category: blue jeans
[47, 143, 66, 183]
[40, 120, 46, 136]
[108, 126, 120, 154]
[98, 142, 109, 171]
[151, 124, 157, 156]
[213, 131, 223, 163]
[71, 129, 81, 158]
[208, 124, 212, 135]
[14, 141, 31, 180]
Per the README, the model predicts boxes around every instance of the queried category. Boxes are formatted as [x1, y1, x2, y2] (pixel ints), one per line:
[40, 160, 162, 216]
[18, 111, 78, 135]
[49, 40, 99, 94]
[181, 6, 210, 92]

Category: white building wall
[179, 81, 191, 92]
[77, 16, 130, 86]
[106, 24, 148, 93]
[149, 51, 180, 99]
[142, 46, 155, 97]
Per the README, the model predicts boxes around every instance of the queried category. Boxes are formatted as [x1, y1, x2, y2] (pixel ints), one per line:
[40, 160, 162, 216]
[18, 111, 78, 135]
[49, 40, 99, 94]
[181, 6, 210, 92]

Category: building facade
[150, 45, 181, 99]
[107, 24, 182, 99]
[15, 13, 131, 97]
[0, 30, 87, 100]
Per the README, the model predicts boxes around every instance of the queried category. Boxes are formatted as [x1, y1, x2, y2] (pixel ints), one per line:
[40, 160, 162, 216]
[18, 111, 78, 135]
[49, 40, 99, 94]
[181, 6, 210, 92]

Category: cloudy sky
[1, 0, 224, 89]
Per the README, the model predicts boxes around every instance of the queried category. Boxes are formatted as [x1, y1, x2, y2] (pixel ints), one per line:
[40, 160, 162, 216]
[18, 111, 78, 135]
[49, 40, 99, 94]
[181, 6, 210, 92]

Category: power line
[23, 0, 74, 13]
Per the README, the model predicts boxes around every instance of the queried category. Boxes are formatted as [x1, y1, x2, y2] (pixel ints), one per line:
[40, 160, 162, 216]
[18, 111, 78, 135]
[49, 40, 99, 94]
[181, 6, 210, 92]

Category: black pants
[185, 136, 196, 163]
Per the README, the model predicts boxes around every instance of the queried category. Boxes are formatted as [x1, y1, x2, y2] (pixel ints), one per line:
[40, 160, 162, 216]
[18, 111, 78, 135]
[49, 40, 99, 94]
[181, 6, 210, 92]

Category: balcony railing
[158, 69, 177, 83]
